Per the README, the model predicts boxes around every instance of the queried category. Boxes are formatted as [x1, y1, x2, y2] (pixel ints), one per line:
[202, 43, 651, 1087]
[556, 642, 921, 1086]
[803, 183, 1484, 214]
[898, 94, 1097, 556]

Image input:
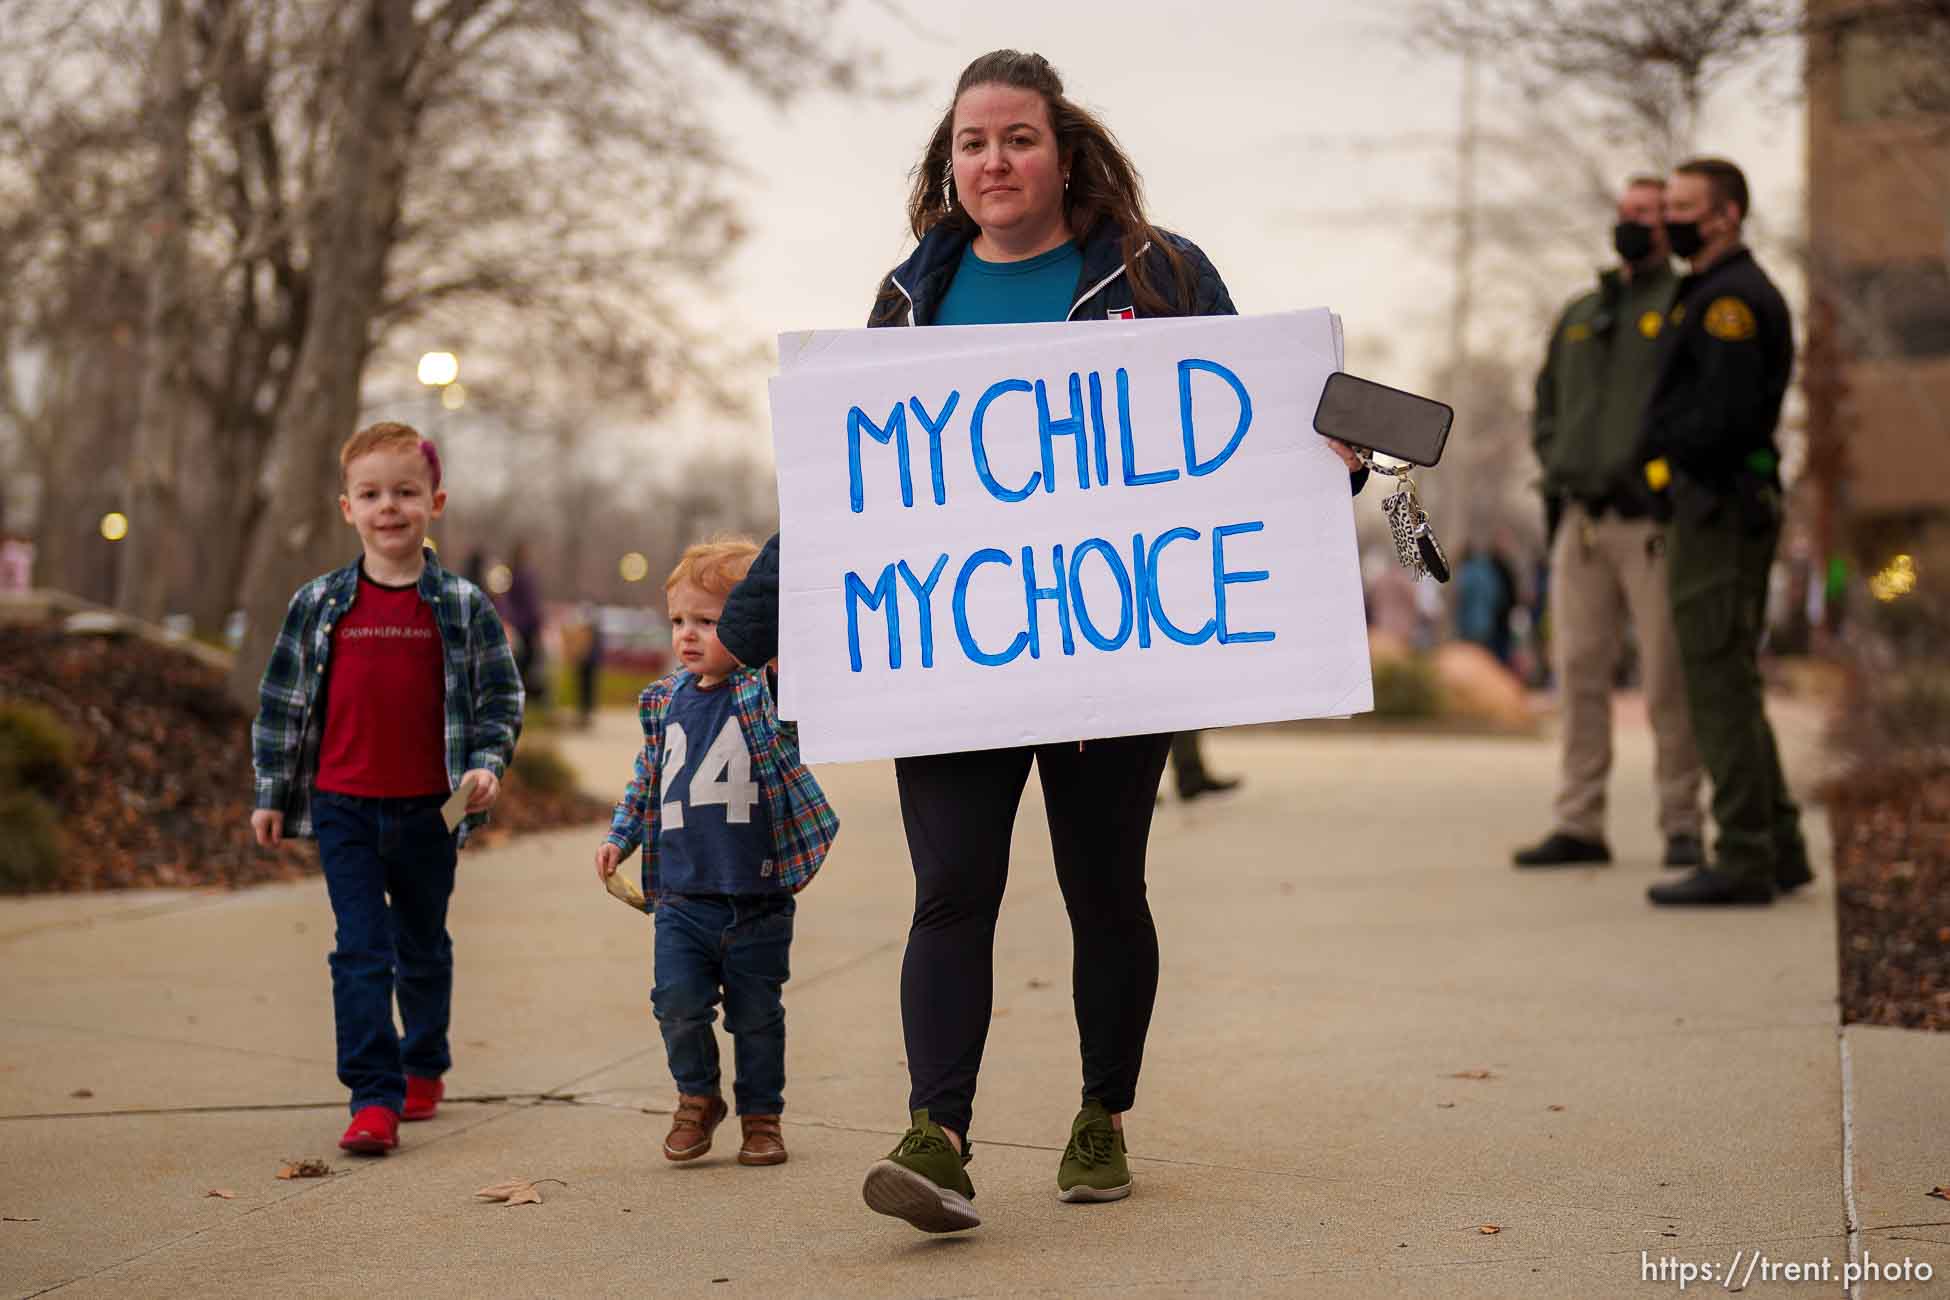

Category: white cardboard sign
[777, 310, 1343, 374]
[769, 310, 1372, 763]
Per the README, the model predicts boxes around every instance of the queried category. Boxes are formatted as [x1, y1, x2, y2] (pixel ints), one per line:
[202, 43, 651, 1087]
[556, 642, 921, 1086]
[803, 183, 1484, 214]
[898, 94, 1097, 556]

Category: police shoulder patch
[1669, 303, 1687, 326]
[1638, 309, 1663, 339]
[1704, 296, 1757, 342]
[1565, 322, 1592, 343]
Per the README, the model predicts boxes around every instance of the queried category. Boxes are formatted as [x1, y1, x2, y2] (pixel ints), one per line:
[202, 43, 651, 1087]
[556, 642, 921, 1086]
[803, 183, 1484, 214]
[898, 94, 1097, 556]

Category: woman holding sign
[721, 48, 1364, 1234]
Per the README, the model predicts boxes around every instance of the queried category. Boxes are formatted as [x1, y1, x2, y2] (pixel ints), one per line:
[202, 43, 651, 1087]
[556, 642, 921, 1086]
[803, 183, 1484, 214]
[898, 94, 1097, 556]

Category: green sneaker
[862, 1109, 980, 1233]
[1057, 1099, 1131, 1203]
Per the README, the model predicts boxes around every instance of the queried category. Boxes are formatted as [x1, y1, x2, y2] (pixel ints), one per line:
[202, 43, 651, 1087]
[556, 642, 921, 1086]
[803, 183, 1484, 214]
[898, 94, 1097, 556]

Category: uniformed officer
[1514, 176, 1704, 873]
[1641, 157, 1813, 907]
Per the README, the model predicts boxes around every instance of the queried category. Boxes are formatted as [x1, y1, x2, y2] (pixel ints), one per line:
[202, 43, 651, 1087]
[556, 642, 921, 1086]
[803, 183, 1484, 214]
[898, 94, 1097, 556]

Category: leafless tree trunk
[117, 0, 196, 621]
[6, 0, 886, 668]
[227, 0, 422, 706]
[186, 0, 312, 633]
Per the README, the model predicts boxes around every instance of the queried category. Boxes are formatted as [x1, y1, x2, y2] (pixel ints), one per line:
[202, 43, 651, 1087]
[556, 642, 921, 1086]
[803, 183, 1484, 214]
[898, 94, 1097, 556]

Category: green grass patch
[0, 790, 63, 892]
[0, 700, 77, 794]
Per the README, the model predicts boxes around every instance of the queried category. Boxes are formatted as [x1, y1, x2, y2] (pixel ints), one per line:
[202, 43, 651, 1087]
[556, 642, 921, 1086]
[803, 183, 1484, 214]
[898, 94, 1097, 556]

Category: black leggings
[895, 733, 1173, 1139]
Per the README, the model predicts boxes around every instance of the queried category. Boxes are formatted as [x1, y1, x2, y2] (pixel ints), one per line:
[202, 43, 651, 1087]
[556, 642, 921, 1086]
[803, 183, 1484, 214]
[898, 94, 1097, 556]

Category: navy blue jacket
[869, 215, 1235, 326]
[719, 218, 1361, 667]
[720, 534, 780, 669]
[1640, 246, 1793, 491]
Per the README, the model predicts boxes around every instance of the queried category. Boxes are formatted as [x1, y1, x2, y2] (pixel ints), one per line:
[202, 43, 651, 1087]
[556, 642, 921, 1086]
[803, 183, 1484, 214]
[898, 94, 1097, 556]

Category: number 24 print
[659, 719, 758, 829]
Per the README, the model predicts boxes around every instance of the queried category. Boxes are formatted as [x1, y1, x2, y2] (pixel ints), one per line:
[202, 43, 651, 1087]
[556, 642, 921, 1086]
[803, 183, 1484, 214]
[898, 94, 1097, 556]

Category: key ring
[1371, 457, 1451, 584]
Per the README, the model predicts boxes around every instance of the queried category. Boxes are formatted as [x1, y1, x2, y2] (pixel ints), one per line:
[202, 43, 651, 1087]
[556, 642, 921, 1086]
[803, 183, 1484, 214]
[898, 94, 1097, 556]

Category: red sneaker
[339, 1105, 400, 1154]
[403, 1075, 444, 1122]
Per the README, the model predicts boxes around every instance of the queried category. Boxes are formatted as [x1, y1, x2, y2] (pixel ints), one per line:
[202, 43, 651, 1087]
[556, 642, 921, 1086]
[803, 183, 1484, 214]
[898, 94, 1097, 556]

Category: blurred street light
[417, 351, 459, 387]
[620, 552, 649, 582]
[100, 512, 129, 542]
[486, 563, 513, 595]
[416, 351, 460, 444]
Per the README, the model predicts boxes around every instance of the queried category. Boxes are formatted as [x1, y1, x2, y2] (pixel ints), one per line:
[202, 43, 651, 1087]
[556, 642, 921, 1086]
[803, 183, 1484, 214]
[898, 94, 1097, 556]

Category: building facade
[1805, 0, 1950, 533]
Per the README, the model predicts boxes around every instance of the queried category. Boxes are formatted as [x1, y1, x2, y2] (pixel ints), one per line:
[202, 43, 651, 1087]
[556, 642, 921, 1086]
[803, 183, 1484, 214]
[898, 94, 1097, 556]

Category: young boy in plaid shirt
[595, 538, 837, 1167]
[251, 422, 523, 1156]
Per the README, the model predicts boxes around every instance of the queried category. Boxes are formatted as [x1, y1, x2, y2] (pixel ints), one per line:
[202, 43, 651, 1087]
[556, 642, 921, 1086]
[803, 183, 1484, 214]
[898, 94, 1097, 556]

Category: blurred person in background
[1166, 732, 1240, 802]
[499, 542, 546, 707]
[1453, 541, 1518, 665]
[562, 601, 604, 728]
[1514, 176, 1703, 874]
[1363, 546, 1424, 648]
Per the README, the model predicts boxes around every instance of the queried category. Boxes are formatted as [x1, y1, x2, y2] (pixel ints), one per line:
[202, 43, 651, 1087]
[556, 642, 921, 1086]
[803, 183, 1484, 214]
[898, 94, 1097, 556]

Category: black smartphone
[1312, 372, 1452, 467]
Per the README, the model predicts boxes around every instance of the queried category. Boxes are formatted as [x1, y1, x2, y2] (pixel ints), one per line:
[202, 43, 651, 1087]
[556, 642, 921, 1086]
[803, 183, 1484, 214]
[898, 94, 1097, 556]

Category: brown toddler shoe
[663, 1093, 727, 1161]
[737, 1114, 787, 1166]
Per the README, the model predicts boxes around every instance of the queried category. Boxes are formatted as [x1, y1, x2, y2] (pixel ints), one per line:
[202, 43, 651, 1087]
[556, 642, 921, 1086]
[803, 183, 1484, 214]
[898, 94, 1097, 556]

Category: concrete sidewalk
[4, 700, 1946, 1298]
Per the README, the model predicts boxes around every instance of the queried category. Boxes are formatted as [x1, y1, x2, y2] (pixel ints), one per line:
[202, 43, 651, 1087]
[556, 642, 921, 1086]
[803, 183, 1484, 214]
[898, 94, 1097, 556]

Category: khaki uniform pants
[1550, 504, 1702, 841]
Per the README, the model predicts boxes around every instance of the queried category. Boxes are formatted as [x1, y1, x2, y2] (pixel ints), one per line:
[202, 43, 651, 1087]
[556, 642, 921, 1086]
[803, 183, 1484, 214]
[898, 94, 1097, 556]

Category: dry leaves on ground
[1478, 1225, 1502, 1234]
[1449, 1070, 1495, 1080]
[476, 1178, 566, 1206]
[0, 626, 318, 890]
[69, 1088, 93, 1098]
[276, 1159, 332, 1180]
[1928, 1186, 1950, 1201]
[0, 626, 610, 893]
[205, 1189, 235, 1199]
[1830, 767, 1950, 1030]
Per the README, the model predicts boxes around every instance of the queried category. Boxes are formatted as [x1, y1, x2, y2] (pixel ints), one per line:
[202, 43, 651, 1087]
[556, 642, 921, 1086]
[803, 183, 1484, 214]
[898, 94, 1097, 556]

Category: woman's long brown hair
[876, 49, 1196, 322]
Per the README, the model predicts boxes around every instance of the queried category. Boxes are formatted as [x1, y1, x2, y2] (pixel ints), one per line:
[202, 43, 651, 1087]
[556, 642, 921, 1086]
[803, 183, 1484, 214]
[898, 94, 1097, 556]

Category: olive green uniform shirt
[1534, 262, 1680, 505]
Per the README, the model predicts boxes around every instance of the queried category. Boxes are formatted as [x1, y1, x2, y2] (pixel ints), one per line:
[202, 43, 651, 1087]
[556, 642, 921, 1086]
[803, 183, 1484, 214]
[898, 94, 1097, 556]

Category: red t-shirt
[315, 571, 450, 799]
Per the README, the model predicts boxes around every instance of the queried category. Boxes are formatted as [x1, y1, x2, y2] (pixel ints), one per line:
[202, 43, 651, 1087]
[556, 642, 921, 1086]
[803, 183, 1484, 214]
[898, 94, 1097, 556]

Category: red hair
[339, 421, 441, 490]
[666, 537, 759, 598]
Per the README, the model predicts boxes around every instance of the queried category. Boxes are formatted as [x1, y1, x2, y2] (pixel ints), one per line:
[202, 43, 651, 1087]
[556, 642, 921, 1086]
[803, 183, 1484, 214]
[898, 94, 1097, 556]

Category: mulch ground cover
[1828, 765, 1950, 1031]
[1, 624, 609, 892]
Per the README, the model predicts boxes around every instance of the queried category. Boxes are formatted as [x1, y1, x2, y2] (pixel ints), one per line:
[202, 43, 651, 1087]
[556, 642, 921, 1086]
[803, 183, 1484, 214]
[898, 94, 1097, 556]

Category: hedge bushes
[0, 701, 75, 891]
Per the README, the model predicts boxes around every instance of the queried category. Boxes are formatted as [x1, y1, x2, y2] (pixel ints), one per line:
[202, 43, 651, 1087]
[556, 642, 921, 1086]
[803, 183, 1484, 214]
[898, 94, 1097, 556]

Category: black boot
[1775, 853, 1815, 894]
[1513, 832, 1611, 868]
[1663, 834, 1704, 868]
[1647, 868, 1774, 906]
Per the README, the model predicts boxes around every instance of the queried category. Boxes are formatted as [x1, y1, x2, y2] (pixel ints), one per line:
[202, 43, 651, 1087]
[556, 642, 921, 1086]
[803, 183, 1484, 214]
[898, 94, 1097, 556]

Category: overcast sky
[613, 0, 1805, 470]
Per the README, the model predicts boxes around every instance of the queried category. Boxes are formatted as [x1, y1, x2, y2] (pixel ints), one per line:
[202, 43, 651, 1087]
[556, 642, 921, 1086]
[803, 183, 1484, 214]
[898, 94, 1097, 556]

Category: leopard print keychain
[1368, 459, 1450, 583]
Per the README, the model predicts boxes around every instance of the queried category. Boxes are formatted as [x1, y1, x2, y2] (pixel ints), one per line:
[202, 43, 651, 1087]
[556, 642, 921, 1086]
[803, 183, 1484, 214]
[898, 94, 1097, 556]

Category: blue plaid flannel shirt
[251, 549, 524, 845]
[605, 666, 838, 906]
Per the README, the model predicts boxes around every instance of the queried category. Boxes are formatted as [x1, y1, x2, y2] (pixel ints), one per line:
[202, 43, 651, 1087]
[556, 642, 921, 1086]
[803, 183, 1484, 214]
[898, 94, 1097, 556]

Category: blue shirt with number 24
[653, 678, 775, 896]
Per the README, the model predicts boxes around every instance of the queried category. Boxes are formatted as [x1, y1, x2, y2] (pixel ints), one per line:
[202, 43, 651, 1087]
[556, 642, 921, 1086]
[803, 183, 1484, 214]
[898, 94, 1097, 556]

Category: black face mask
[1613, 220, 1655, 263]
[1666, 220, 1705, 258]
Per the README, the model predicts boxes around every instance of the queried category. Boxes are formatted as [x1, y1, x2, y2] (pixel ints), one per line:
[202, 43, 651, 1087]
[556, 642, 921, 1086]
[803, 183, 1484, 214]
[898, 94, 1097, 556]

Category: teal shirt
[935, 241, 1082, 326]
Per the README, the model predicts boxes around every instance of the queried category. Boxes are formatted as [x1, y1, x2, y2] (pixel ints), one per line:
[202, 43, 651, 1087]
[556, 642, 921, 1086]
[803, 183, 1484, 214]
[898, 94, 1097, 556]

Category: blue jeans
[313, 790, 459, 1115]
[651, 893, 794, 1115]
